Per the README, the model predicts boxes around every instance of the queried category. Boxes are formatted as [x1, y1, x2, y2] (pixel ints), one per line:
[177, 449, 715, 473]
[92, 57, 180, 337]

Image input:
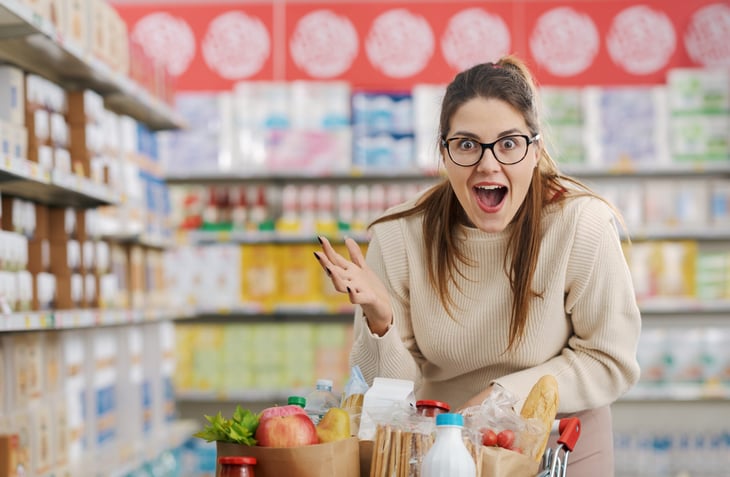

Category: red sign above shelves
[113, 0, 730, 91]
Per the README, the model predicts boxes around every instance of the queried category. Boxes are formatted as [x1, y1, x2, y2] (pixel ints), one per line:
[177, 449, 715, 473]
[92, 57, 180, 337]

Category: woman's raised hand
[314, 236, 393, 336]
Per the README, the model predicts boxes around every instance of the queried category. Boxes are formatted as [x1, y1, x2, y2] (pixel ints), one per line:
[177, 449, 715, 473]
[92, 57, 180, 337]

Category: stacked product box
[412, 84, 445, 172]
[0, 331, 67, 475]
[352, 90, 415, 172]
[68, 90, 107, 182]
[25, 73, 68, 174]
[158, 93, 224, 176]
[666, 68, 730, 163]
[0, 325, 177, 475]
[0, 65, 27, 162]
[540, 87, 587, 166]
[236, 81, 353, 174]
[623, 240, 730, 303]
[634, 326, 730, 398]
[163, 242, 360, 313]
[623, 240, 699, 302]
[174, 323, 352, 398]
[20, 0, 129, 75]
[583, 85, 669, 169]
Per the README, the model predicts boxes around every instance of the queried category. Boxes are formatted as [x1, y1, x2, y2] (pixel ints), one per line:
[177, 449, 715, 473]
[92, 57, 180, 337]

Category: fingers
[344, 236, 367, 267]
[317, 236, 352, 270]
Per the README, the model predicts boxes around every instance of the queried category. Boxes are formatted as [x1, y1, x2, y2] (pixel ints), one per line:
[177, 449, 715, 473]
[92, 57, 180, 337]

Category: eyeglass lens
[448, 135, 528, 165]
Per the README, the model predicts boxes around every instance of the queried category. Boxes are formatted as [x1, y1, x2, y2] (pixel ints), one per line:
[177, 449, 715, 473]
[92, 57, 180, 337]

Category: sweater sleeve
[348, 222, 425, 389]
[494, 200, 642, 413]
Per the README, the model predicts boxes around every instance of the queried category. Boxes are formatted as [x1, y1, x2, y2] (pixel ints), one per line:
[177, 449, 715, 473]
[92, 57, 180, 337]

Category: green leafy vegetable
[193, 405, 260, 445]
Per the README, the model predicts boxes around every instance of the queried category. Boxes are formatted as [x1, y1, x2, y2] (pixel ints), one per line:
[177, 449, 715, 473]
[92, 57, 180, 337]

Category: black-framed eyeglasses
[441, 133, 540, 166]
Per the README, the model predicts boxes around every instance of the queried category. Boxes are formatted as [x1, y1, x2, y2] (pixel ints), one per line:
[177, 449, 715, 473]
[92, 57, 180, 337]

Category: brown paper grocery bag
[358, 440, 373, 477]
[481, 446, 539, 477]
[217, 437, 360, 477]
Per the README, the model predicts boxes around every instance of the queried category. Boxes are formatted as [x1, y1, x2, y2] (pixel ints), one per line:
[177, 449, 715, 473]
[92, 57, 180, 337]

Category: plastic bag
[459, 385, 545, 459]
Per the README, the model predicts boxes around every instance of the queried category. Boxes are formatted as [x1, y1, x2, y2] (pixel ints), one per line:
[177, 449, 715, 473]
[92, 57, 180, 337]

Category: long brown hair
[371, 55, 599, 350]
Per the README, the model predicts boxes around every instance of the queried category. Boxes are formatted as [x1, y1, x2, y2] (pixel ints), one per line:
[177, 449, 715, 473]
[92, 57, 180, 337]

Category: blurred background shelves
[0, 307, 190, 332]
[165, 169, 442, 186]
[0, 0, 184, 130]
[0, 155, 118, 207]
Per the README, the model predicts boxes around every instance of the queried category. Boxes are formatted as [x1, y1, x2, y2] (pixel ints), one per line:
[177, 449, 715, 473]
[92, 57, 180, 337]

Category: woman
[314, 55, 641, 474]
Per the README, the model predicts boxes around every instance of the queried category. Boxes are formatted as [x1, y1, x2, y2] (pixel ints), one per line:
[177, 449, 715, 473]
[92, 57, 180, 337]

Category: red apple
[255, 405, 318, 447]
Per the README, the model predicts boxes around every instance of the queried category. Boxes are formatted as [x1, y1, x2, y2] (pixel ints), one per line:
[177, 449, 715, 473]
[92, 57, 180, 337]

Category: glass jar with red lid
[219, 456, 257, 477]
[416, 400, 451, 418]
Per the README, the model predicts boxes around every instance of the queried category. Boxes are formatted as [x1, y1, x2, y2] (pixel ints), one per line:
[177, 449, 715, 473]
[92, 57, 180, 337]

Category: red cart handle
[557, 417, 581, 452]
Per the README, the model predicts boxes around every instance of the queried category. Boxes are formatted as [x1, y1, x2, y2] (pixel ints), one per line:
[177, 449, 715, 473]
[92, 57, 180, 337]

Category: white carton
[0, 65, 25, 127]
[358, 377, 416, 440]
[61, 330, 89, 465]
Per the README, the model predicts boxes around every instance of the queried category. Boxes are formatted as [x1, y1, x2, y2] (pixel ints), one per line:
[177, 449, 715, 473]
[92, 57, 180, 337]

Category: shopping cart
[537, 417, 581, 477]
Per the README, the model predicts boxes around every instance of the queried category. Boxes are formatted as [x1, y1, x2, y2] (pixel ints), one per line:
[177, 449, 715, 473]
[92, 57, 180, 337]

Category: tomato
[497, 429, 515, 450]
[481, 428, 498, 447]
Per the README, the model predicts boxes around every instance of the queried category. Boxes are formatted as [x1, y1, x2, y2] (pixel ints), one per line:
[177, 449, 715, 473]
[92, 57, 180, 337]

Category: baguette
[520, 375, 559, 461]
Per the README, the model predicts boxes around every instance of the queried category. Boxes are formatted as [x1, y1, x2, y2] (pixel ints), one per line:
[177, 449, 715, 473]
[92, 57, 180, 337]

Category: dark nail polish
[346, 286, 351, 293]
[313, 252, 320, 260]
[326, 267, 332, 276]
[317, 236, 323, 244]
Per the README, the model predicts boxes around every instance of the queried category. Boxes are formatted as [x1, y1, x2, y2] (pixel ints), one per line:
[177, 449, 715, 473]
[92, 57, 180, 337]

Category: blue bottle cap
[436, 413, 464, 427]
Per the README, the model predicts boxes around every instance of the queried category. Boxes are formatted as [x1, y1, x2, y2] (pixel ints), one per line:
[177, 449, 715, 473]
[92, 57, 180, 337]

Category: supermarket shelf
[182, 225, 730, 246]
[184, 229, 370, 245]
[103, 230, 175, 249]
[165, 162, 730, 185]
[176, 389, 305, 403]
[172, 300, 730, 322]
[165, 169, 443, 185]
[620, 385, 730, 402]
[627, 227, 730, 241]
[563, 161, 730, 178]
[0, 156, 118, 207]
[183, 225, 730, 247]
[177, 387, 730, 405]
[0, 0, 184, 130]
[175, 306, 354, 324]
[639, 298, 730, 315]
[0, 307, 191, 332]
[106, 419, 199, 477]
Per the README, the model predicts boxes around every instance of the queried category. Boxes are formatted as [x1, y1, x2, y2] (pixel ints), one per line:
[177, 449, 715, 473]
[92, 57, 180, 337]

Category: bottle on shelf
[421, 413, 477, 477]
[303, 378, 340, 425]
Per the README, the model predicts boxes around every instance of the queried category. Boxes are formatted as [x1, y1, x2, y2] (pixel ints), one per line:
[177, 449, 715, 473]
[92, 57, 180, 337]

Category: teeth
[475, 185, 503, 190]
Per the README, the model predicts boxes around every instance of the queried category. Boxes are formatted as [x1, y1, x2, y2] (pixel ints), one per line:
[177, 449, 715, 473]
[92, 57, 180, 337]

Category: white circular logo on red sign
[685, 3, 730, 67]
[607, 5, 676, 75]
[365, 9, 434, 78]
[202, 11, 271, 80]
[530, 7, 599, 77]
[441, 8, 511, 71]
[132, 12, 195, 77]
[290, 10, 359, 78]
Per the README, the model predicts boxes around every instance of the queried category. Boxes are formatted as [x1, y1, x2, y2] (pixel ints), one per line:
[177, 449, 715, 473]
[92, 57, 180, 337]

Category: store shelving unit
[165, 169, 442, 186]
[0, 156, 118, 207]
[0, 0, 185, 131]
[169, 164, 730, 423]
[0, 2, 193, 474]
[0, 307, 191, 333]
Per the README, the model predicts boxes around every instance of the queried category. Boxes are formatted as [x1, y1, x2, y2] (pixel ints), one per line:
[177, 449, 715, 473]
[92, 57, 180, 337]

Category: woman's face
[442, 97, 540, 233]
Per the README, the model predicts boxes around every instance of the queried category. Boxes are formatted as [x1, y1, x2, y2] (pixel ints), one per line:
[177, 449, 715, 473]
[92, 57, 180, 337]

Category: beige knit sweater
[350, 193, 641, 413]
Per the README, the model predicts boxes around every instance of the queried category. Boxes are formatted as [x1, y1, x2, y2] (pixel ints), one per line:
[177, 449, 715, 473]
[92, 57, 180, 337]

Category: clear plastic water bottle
[421, 413, 476, 477]
[304, 378, 339, 425]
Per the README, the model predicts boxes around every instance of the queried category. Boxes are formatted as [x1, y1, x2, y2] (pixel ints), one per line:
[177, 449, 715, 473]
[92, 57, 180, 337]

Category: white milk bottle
[421, 413, 477, 477]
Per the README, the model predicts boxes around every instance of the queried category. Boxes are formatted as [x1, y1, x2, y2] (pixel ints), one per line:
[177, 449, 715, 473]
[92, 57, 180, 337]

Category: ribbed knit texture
[350, 193, 641, 413]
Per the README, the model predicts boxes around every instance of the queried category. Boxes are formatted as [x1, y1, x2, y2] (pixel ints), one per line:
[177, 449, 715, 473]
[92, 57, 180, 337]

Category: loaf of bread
[520, 375, 559, 461]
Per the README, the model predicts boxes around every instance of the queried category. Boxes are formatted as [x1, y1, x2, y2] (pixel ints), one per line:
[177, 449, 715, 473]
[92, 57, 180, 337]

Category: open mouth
[474, 185, 507, 209]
